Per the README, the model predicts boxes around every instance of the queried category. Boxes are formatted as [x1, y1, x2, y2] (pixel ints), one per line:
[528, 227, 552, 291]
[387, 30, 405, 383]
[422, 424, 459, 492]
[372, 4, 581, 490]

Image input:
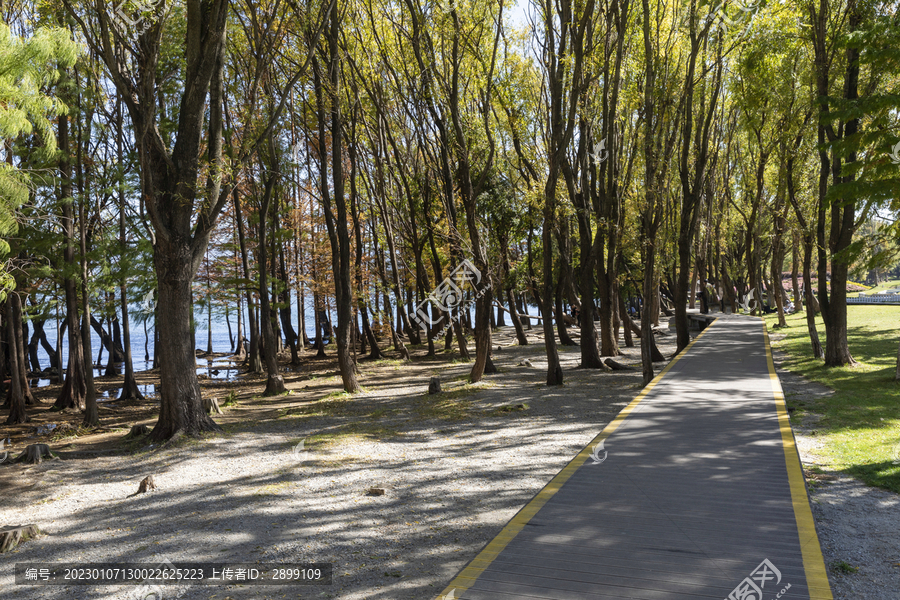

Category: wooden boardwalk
[435, 316, 833, 600]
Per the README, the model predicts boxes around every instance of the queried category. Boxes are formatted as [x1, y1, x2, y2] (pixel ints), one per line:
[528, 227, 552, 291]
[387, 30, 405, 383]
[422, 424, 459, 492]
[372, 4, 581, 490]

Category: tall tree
[316, 2, 361, 392]
[65, 0, 322, 439]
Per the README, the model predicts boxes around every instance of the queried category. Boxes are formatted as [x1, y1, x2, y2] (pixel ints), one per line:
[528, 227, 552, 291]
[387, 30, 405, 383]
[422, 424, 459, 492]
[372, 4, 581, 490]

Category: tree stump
[137, 475, 157, 494]
[15, 444, 55, 464]
[204, 396, 224, 415]
[399, 345, 411, 362]
[127, 425, 150, 439]
[0, 525, 40, 553]
[604, 358, 633, 371]
[428, 377, 442, 395]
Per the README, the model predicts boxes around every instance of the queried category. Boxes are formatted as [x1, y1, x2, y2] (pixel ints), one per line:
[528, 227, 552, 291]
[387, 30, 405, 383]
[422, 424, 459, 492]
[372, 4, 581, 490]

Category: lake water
[28, 298, 487, 380]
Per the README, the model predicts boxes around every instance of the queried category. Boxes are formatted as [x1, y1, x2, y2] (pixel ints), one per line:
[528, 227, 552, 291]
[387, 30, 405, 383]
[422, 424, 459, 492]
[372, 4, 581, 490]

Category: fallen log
[604, 358, 633, 371]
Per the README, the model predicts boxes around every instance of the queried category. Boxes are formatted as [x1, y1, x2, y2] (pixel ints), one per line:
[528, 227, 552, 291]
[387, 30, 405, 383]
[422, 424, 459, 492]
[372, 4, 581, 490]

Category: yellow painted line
[761, 321, 834, 599]
[434, 320, 718, 599]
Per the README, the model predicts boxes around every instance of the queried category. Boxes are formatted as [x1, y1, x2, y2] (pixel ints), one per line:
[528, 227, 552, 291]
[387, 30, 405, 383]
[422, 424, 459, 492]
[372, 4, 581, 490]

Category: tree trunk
[597, 239, 620, 357]
[555, 277, 577, 346]
[278, 245, 300, 365]
[150, 242, 223, 440]
[54, 106, 86, 411]
[823, 260, 855, 366]
[619, 294, 636, 347]
[234, 190, 262, 373]
[317, 21, 360, 392]
[234, 291, 245, 358]
[1, 305, 9, 402]
[518, 292, 532, 330]
[895, 339, 900, 381]
[90, 315, 125, 363]
[771, 177, 789, 328]
[641, 258, 657, 386]
[813, 0, 858, 368]
[206, 292, 213, 355]
[791, 230, 803, 311]
[26, 321, 41, 374]
[256, 150, 285, 397]
[11, 296, 35, 406]
[103, 316, 122, 377]
[542, 199, 563, 385]
[32, 318, 60, 374]
[802, 234, 822, 359]
[118, 277, 144, 400]
[576, 201, 602, 367]
[674, 220, 694, 352]
[313, 291, 327, 358]
[5, 298, 26, 424]
[506, 289, 528, 346]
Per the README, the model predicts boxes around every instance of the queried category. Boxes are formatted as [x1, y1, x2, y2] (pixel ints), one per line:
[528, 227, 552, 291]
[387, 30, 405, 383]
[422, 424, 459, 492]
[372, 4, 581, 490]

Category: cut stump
[428, 377, 442, 395]
[137, 475, 157, 494]
[15, 444, 55, 464]
[127, 425, 150, 439]
[204, 396, 224, 415]
[0, 525, 41, 553]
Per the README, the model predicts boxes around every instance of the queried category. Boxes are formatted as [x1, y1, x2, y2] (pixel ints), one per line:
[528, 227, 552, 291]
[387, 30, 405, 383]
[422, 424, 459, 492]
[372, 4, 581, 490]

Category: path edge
[761, 321, 834, 600]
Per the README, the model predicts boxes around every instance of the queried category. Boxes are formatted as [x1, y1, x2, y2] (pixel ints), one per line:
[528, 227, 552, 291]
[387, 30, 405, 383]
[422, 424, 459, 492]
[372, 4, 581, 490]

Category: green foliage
[0, 23, 77, 246]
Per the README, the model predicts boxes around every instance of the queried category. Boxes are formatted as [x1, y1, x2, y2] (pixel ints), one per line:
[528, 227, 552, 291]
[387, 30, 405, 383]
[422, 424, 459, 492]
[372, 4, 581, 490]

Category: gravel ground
[774, 348, 900, 600]
[3, 323, 896, 600]
[0, 326, 676, 600]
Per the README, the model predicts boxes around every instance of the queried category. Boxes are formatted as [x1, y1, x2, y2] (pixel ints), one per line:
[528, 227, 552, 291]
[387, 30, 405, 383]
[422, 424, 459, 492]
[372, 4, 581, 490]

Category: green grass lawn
[865, 278, 900, 293]
[765, 305, 900, 493]
[848, 278, 900, 297]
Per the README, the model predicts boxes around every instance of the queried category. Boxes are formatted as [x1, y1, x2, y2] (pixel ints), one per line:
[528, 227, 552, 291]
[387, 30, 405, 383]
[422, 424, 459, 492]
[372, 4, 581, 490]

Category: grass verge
[765, 305, 900, 493]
